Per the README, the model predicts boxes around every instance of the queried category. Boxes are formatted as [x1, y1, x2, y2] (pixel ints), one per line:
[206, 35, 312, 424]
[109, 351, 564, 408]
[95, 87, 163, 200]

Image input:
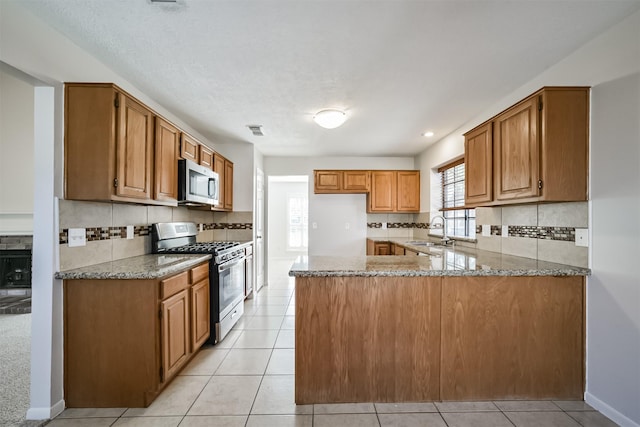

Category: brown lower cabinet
[64, 262, 210, 408]
[295, 275, 584, 403]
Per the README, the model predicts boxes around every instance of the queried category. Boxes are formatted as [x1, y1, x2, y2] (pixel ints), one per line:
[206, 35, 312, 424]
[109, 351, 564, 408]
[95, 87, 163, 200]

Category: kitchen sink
[405, 241, 440, 247]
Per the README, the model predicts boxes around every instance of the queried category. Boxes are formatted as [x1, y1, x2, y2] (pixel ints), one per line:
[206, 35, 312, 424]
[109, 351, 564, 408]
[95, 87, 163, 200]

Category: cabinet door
[224, 160, 234, 211]
[213, 154, 225, 210]
[199, 145, 214, 169]
[161, 288, 190, 381]
[343, 171, 370, 192]
[494, 97, 540, 201]
[465, 122, 493, 205]
[369, 171, 396, 212]
[393, 244, 405, 255]
[116, 93, 153, 199]
[314, 170, 341, 193]
[154, 118, 180, 202]
[180, 133, 199, 163]
[396, 171, 420, 212]
[191, 279, 210, 350]
[374, 242, 391, 255]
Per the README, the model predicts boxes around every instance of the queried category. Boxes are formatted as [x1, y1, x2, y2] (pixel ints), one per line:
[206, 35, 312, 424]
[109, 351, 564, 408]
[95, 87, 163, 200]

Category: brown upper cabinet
[314, 169, 419, 213]
[154, 118, 180, 203]
[212, 153, 234, 212]
[199, 145, 214, 170]
[65, 83, 155, 203]
[368, 170, 420, 213]
[180, 133, 199, 163]
[313, 170, 370, 194]
[464, 87, 589, 207]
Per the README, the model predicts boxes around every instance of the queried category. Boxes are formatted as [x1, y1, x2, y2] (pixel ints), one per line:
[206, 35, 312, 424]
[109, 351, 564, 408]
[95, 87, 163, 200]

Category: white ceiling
[18, 0, 640, 157]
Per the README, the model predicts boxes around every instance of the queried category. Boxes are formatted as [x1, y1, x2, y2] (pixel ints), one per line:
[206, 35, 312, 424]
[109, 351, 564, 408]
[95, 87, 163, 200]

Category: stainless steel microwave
[178, 158, 219, 206]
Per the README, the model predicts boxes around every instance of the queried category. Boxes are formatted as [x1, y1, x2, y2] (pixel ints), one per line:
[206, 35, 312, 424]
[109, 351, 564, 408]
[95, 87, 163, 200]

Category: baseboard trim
[585, 392, 639, 427]
[26, 399, 65, 421]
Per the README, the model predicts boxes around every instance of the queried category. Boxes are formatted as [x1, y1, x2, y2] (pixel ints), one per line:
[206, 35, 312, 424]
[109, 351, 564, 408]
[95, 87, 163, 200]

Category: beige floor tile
[188, 375, 262, 415]
[434, 401, 499, 412]
[495, 400, 560, 411]
[179, 415, 248, 426]
[251, 375, 313, 415]
[566, 411, 619, 427]
[280, 316, 296, 329]
[255, 296, 292, 306]
[57, 408, 126, 418]
[246, 414, 313, 427]
[244, 316, 285, 330]
[554, 401, 596, 411]
[374, 402, 437, 413]
[314, 403, 376, 414]
[314, 414, 380, 427]
[47, 419, 117, 427]
[124, 375, 209, 416]
[243, 304, 259, 317]
[379, 413, 446, 427]
[230, 314, 254, 330]
[286, 305, 296, 316]
[253, 305, 289, 316]
[275, 329, 295, 348]
[266, 349, 295, 374]
[214, 330, 242, 349]
[180, 348, 229, 375]
[214, 349, 272, 375]
[256, 289, 294, 297]
[113, 417, 182, 426]
[505, 411, 581, 427]
[442, 412, 514, 427]
[232, 330, 279, 349]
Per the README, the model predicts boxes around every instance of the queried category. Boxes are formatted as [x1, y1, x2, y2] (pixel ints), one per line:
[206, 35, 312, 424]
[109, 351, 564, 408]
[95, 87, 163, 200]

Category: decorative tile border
[369, 223, 577, 242]
[59, 223, 253, 244]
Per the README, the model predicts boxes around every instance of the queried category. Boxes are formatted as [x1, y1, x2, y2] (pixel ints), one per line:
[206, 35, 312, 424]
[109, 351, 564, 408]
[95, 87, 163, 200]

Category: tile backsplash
[366, 202, 589, 268]
[58, 200, 253, 270]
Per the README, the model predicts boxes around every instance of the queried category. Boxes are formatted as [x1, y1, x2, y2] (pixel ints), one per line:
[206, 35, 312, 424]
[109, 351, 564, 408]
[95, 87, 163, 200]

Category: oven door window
[218, 259, 245, 316]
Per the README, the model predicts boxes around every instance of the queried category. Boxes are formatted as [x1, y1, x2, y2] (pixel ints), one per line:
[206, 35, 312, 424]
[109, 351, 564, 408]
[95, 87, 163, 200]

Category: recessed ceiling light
[423, 131, 434, 137]
[313, 109, 347, 129]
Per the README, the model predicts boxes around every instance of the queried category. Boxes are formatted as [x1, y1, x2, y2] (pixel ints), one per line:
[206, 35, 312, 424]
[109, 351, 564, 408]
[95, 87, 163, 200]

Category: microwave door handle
[208, 178, 215, 198]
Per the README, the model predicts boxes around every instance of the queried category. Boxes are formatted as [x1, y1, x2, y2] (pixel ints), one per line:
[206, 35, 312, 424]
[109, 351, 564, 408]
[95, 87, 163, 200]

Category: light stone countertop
[289, 241, 591, 277]
[55, 254, 212, 280]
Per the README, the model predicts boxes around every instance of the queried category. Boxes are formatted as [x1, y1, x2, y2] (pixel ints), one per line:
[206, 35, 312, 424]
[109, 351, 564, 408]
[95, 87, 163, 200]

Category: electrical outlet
[481, 224, 491, 237]
[575, 228, 589, 247]
[502, 225, 509, 238]
[68, 228, 86, 247]
[381, 222, 387, 229]
[126, 225, 134, 239]
[199, 223, 204, 232]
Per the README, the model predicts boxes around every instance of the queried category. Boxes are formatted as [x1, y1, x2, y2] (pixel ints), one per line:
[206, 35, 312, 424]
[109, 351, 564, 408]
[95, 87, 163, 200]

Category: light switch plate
[68, 228, 86, 247]
[481, 224, 491, 237]
[575, 228, 589, 247]
[502, 225, 509, 238]
[126, 225, 134, 239]
[381, 222, 387, 229]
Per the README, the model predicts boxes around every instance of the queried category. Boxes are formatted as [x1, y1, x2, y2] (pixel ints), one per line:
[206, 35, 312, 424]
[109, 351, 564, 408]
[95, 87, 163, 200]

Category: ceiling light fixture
[313, 109, 347, 129]
[423, 131, 434, 137]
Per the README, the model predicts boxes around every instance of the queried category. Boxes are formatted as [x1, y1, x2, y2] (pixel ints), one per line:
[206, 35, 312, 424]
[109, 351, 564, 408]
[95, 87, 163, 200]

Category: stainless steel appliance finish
[178, 158, 219, 206]
[151, 222, 246, 344]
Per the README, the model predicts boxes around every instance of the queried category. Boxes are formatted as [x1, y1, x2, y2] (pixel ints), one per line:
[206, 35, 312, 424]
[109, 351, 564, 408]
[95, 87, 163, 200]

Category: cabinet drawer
[161, 271, 189, 299]
[190, 263, 209, 284]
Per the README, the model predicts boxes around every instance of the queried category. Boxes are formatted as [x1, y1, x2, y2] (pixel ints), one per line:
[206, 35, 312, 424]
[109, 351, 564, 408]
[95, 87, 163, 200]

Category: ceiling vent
[247, 125, 265, 136]
[150, 0, 177, 2]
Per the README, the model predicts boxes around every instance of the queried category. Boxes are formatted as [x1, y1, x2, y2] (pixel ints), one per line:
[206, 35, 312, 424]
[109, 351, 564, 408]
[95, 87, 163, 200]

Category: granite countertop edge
[289, 268, 590, 278]
[55, 254, 212, 280]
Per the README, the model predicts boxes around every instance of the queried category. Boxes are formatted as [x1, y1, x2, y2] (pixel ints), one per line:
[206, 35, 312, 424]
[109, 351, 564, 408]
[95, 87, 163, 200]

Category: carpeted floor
[0, 313, 32, 426]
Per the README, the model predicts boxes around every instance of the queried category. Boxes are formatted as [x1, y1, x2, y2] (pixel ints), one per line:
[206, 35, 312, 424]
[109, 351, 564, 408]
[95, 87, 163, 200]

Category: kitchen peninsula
[289, 244, 590, 404]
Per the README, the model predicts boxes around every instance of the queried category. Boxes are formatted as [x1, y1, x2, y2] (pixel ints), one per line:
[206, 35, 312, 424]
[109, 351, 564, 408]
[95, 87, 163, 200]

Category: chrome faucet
[430, 215, 452, 245]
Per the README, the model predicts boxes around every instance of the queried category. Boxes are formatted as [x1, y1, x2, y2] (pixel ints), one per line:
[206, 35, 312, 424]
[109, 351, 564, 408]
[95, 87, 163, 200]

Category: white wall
[0, 67, 34, 234]
[587, 72, 640, 427]
[267, 180, 308, 258]
[216, 141, 254, 212]
[416, 10, 640, 426]
[264, 156, 415, 256]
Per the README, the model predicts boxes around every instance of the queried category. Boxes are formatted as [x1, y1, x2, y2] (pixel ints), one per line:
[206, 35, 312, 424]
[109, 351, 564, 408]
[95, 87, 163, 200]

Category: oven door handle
[218, 257, 245, 273]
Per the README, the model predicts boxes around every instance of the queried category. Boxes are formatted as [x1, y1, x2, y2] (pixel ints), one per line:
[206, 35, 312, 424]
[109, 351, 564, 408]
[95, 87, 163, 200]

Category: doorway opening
[266, 176, 308, 285]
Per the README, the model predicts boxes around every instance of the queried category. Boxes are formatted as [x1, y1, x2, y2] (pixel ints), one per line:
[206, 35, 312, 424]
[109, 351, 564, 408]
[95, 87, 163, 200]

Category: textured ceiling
[18, 0, 640, 157]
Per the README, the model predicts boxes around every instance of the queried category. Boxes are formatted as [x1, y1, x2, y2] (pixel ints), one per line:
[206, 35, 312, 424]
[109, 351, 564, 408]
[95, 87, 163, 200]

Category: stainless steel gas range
[151, 222, 249, 344]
